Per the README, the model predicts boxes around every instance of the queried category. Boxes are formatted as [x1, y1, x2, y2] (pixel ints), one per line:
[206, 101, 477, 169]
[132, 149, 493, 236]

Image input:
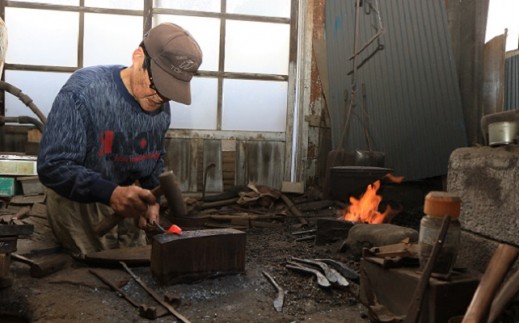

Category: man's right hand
[109, 185, 157, 219]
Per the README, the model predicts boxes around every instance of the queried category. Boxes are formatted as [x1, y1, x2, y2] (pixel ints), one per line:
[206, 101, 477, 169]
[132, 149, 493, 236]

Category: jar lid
[424, 191, 461, 218]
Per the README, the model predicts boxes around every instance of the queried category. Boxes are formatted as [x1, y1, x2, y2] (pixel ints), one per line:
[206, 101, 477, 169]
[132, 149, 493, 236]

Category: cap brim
[151, 61, 192, 105]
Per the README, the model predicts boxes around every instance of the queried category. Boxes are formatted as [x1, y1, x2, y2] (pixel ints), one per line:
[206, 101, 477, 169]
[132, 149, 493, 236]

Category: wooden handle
[487, 269, 519, 323]
[462, 244, 518, 323]
[93, 212, 124, 237]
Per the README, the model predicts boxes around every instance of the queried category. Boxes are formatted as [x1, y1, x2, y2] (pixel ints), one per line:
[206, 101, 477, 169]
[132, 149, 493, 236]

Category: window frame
[0, 0, 304, 183]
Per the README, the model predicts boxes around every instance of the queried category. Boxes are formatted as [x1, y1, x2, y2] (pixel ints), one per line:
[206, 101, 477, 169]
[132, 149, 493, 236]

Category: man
[37, 23, 202, 258]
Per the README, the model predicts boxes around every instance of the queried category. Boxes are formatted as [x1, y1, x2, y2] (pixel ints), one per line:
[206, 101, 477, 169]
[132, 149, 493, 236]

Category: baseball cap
[143, 23, 202, 105]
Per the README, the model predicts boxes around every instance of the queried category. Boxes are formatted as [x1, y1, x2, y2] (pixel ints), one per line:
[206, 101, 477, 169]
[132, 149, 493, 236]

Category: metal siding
[505, 54, 519, 111]
[164, 138, 285, 193]
[326, 0, 467, 181]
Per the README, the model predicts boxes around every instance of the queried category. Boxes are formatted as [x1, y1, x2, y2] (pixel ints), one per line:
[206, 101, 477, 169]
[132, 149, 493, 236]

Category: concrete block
[447, 146, 518, 245]
[456, 230, 500, 273]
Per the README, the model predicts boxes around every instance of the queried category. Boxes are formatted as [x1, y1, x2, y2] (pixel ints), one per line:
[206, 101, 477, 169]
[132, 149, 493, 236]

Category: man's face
[134, 57, 168, 112]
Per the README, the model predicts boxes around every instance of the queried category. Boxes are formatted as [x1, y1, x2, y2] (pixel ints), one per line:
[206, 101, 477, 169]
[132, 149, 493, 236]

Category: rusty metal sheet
[482, 34, 506, 115]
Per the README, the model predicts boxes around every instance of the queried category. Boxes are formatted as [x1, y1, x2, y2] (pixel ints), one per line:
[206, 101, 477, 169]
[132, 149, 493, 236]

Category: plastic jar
[418, 191, 462, 275]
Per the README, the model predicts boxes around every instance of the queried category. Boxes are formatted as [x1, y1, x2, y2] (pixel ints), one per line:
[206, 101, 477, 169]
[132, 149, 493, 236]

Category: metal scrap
[286, 260, 331, 287]
[262, 270, 285, 312]
[89, 268, 165, 320]
[120, 261, 191, 323]
[291, 257, 349, 287]
[315, 258, 360, 283]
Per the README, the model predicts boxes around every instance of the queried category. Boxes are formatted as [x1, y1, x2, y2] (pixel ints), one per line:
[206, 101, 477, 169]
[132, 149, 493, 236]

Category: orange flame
[383, 173, 405, 183]
[343, 180, 391, 224]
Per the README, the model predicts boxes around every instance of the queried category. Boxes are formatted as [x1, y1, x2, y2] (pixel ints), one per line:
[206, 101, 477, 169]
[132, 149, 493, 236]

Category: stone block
[343, 223, 418, 259]
[447, 146, 518, 245]
[456, 230, 500, 273]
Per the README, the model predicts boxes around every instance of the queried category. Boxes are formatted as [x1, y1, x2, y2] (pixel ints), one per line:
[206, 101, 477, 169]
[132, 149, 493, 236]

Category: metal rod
[120, 261, 191, 323]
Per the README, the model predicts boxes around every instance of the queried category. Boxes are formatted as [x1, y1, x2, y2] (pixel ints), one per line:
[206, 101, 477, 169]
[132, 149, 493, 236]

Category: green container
[0, 176, 18, 197]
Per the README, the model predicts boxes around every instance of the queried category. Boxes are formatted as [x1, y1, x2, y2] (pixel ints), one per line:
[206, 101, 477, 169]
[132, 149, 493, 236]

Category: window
[2, 0, 295, 136]
[486, 0, 519, 51]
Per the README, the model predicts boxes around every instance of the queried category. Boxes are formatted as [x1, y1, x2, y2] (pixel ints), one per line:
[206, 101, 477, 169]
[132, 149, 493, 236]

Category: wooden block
[151, 228, 246, 285]
[281, 181, 305, 194]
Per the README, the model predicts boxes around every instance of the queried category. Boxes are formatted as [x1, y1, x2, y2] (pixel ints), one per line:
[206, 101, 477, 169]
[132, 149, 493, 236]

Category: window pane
[155, 15, 220, 71]
[155, 0, 220, 13]
[4, 71, 71, 118]
[226, 0, 290, 18]
[222, 79, 287, 132]
[170, 77, 218, 130]
[84, 13, 143, 66]
[486, 0, 519, 51]
[12, 0, 78, 5]
[85, 0, 142, 10]
[225, 21, 289, 75]
[5, 8, 78, 67]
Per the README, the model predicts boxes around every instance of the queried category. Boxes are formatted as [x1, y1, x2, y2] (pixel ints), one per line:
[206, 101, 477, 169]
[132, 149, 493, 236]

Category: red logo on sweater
[98, 130, 160, 161]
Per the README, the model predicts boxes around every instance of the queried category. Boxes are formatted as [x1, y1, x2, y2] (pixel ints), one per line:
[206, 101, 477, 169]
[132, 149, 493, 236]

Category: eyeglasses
[143, 55, 157, 92]
[141, 44, 162, 94]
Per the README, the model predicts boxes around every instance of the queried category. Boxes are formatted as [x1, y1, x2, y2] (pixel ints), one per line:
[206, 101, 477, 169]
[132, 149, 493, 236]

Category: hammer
[93, 170, 186, 237]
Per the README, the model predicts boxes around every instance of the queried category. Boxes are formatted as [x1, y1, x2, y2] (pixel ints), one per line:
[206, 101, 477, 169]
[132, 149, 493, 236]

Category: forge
[316, 144, 519, 322]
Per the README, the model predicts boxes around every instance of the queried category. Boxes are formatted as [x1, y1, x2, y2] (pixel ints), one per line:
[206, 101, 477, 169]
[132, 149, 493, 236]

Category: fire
[343, 180, 391, 224]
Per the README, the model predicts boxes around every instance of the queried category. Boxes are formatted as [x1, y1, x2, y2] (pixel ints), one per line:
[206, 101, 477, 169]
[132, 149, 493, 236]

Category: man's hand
[110, 185, 157, 220]
[136, 203, 160, 230]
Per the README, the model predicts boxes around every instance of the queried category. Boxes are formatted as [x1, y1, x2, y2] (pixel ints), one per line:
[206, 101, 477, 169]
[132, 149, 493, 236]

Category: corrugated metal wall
[505, 54, 519, 111]
[325, 0, 468, 181]
[164, 138, 285, 193]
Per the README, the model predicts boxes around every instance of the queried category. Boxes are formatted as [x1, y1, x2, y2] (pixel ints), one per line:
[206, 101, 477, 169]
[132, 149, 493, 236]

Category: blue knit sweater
[37, 65, 170, 205]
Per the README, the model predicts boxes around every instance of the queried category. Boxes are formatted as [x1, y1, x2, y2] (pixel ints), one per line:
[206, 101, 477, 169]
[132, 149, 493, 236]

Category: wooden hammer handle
[462, 243, 518, 323]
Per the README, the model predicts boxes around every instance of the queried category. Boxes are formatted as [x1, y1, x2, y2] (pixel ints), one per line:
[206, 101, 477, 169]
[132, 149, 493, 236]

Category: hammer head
[158, 171, 187, 220]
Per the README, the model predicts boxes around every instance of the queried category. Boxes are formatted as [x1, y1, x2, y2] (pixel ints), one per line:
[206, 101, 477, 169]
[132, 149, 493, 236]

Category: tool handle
[93, 212, 124, 237]
[462, 244, 518, 323]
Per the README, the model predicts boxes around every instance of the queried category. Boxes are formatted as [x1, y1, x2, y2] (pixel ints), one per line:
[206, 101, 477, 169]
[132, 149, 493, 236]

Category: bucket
[329, 166, 392, 201]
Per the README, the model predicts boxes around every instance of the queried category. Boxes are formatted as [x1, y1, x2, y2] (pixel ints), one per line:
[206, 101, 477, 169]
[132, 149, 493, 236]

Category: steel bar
[262, 270, 285, 312]
[120, 261, 191, 323]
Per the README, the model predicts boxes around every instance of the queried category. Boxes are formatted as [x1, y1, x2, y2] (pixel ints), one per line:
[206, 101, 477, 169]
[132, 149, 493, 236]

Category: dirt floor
[6, 178, 514, 323]
[1, 226, 368, 322]
[0, 187, 377, 323]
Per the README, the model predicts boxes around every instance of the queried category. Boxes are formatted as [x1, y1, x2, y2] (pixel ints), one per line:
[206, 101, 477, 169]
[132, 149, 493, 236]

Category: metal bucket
[329, 166, 392, 202]
[488, 121, 518, 146]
